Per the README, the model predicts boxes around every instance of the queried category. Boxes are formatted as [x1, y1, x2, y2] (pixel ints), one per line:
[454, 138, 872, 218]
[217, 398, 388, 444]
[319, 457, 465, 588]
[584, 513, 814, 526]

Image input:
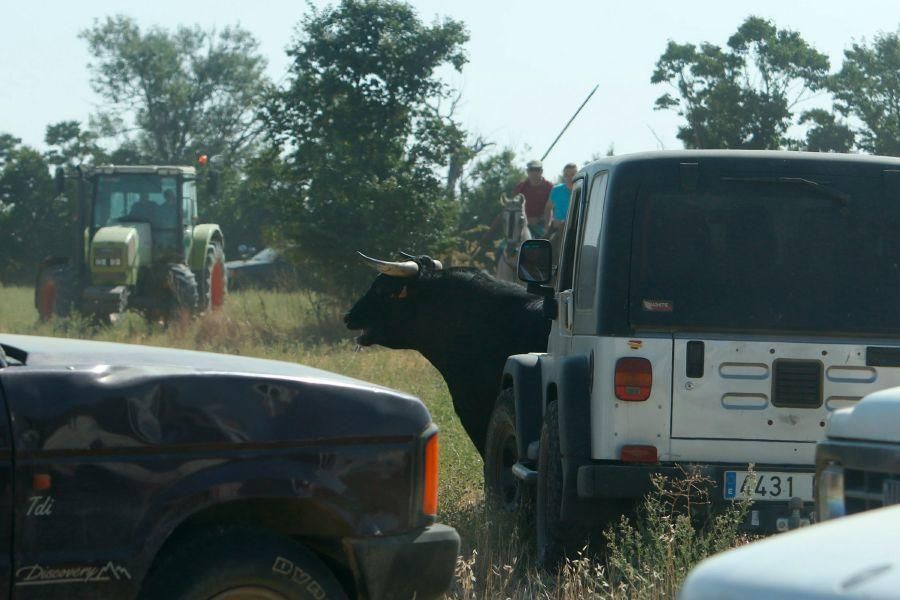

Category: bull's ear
[397, 285, 408, 299]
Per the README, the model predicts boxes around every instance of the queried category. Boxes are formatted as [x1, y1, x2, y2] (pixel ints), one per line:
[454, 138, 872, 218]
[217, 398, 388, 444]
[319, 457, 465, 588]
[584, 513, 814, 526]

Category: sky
[2, 0, 899, 179]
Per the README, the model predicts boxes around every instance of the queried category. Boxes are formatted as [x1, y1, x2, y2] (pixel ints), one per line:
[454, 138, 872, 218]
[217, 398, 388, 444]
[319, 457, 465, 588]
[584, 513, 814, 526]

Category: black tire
[198, 242, 227, 312]
[140, 527, 347, 600]
[484, 389, 526, 515]
[536, 401, 584, 570]
[35, 263, 77, 321]
[168, 263, 199, 318]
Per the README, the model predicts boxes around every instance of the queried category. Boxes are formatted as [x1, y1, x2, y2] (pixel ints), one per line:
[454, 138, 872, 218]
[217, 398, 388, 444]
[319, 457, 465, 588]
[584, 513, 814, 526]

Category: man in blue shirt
[545, 162, 577, 231]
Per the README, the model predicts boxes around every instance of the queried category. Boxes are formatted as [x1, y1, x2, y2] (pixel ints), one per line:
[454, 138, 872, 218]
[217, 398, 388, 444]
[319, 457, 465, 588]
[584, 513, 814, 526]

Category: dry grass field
[0, 284, 752, 598]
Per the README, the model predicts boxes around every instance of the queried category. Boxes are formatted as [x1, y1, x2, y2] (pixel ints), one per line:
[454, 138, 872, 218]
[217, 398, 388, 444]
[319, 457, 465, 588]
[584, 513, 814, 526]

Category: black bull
[345, 254, 551, 456]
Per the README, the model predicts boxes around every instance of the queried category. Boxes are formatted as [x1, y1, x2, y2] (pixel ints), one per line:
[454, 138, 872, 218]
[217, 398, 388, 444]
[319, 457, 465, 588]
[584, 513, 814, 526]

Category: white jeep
[486, 150, 900, 564]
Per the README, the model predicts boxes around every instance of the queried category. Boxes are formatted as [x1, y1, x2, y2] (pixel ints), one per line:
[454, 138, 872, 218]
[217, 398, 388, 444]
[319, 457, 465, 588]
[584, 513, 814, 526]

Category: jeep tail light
[621, 445, 658, 463]
[423, 433, 439, 517]
[615, 357, 652, 401]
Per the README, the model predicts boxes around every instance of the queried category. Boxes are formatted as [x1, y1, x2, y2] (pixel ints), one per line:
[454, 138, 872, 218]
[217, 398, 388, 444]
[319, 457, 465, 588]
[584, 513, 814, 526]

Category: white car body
[680, 503, 900, 600]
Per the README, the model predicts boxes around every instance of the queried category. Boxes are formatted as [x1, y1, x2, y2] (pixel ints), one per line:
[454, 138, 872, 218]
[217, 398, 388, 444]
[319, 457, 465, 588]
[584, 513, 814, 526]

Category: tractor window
[182, 180, 196, 226]
[94, 175, 178, 229]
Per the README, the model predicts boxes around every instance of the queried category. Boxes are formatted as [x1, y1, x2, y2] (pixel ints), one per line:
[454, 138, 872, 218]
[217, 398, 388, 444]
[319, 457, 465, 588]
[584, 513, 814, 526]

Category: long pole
[540, 84, 599, 162]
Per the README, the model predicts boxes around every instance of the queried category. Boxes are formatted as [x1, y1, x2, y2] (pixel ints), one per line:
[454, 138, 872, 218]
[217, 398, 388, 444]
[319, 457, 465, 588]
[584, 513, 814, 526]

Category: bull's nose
[343, 312, 351, 325]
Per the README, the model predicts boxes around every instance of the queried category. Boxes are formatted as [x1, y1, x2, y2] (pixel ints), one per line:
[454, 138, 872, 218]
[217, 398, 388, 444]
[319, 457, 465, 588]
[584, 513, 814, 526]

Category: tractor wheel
[198, 242, 227, 312]
[168, 263, 199, 319]
[35, 264, 77, 321]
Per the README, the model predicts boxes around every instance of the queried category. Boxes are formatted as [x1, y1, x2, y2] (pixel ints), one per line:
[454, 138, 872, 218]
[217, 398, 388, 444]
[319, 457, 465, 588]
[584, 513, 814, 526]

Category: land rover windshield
[631, 172, 900, 336]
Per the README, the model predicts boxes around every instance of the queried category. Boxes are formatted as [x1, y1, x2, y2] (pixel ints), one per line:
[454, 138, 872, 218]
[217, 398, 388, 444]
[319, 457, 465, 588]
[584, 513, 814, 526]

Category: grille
[843, 469, 900, 515]
[772, 359, 823, 408]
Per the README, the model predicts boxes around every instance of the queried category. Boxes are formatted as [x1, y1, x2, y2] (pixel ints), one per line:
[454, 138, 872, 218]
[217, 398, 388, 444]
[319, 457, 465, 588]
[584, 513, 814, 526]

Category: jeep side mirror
[54, 167, 66, 195]
[518, 239, 553, 284]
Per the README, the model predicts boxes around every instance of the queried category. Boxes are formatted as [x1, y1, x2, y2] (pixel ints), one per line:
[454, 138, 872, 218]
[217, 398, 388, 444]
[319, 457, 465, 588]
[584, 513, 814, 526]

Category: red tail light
[422, 433, 439, 516]
[615, 357, 652, 401]
[621, 445, 658, 463]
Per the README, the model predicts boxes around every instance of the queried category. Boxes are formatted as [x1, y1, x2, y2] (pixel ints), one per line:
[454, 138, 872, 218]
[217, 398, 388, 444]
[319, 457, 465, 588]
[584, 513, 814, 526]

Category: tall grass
[0, 285, 753, 598]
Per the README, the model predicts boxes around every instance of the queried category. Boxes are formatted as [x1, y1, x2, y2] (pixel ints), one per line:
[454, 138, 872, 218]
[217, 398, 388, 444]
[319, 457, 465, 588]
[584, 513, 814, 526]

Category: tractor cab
[90, 166, 198, 264]
[36, 163, 225, 322]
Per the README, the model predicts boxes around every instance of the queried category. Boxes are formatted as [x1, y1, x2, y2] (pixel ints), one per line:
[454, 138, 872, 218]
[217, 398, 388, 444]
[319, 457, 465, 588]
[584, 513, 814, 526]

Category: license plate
[723, 471, 814, 502]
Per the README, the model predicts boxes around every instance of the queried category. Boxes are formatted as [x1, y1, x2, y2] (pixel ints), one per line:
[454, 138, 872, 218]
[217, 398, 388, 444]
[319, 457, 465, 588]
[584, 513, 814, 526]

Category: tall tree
[265, 0, 469, 298]
[44, 120, 105, 166]
[456, 148, 521, 270]
[0, 137, 68, 283]
[81, 16, 269, 164]
[797, 109, 855, 153]
[652, 16, 829, 149]
[827, 31, 900, 156]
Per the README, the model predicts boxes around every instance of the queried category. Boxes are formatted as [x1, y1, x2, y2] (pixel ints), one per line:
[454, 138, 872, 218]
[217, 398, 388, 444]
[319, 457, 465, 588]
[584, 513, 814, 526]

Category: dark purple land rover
[0, 334, 459, 599]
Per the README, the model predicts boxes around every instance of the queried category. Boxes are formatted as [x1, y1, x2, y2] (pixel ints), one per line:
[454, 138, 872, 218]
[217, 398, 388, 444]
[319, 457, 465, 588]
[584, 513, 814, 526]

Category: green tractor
[35, 164, 227, 322]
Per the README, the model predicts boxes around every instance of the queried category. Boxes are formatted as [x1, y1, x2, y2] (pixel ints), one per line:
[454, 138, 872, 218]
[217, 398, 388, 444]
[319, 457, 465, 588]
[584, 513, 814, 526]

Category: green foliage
[264, 0, 469, 298]
[652, 16, 829, 149]
[44, 121, 105, 166]
[827, 31, 900, 156]
[80, 15, 269, 164]
[203, 146, 291, 258]
[0, 139, 68, 283]
[604, 469, 752, 597]
[797, 109, 855, 153]
[458, 149, 521, 232]
[456, 148, 521, 268]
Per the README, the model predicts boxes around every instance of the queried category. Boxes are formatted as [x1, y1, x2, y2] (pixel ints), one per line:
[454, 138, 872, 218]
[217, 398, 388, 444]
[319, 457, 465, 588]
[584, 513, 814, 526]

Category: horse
[494, 193, 532, 284]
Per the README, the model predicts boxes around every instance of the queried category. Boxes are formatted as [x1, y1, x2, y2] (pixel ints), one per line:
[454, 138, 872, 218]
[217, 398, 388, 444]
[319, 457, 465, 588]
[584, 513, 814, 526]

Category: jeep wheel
[140, 527, 347, 600]
[35, 263, 77, 321]
[198, 243, 227, 312]
[168, 263, 199, 319]
[536, 401, 584, 570]
[484, 389, 531, 519]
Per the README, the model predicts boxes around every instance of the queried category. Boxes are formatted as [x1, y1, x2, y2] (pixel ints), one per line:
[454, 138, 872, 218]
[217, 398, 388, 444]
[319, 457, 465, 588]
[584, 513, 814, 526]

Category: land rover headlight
[817, 463, 845, 521]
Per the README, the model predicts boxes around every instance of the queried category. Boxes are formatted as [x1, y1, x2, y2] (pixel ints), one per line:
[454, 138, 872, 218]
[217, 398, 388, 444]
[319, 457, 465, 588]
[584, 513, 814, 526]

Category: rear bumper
[344, 524, 460, 600]
[576, 462, 815, 533]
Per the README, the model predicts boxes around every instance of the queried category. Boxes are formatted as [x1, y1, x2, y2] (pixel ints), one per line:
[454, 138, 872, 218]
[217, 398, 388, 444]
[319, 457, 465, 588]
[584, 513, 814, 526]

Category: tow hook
[776, 497, 812, 531]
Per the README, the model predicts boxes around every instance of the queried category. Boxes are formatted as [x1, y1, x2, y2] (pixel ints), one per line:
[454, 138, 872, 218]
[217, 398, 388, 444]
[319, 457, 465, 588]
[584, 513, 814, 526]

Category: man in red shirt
[514, 159, 553, 236]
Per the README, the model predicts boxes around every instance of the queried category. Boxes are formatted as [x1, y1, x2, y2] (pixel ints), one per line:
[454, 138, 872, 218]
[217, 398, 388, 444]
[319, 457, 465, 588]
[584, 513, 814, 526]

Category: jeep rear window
[631, 175, 900, 335]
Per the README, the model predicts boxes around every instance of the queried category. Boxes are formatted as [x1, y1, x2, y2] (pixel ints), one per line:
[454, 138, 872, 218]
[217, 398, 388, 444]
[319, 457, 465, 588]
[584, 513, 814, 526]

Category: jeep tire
[536, 401, 585, 570]
[484, 388, 535, 527]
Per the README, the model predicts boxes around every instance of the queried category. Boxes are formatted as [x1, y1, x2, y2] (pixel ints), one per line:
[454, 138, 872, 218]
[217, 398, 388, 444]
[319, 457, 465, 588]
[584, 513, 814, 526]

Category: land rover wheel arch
[139, 527, 347, 599]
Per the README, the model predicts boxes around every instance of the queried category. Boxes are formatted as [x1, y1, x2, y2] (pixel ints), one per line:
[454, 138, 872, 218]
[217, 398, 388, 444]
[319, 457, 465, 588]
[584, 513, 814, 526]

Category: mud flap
[503, 354, 543, 460]
[556, 354, 595, 526]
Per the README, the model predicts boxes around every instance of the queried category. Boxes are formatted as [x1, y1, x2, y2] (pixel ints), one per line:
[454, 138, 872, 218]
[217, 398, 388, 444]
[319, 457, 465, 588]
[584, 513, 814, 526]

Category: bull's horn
[357, 251, 419, 277]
